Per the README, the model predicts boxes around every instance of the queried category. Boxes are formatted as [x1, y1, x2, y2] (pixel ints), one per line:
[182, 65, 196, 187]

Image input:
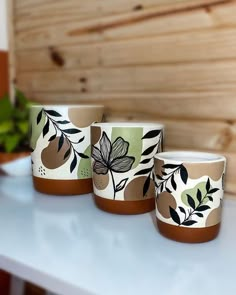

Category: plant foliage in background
[0, 90, 31, 153]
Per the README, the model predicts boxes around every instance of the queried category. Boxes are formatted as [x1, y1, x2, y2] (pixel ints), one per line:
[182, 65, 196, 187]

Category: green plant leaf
[0, 95, 13, 122]
[15, 89, 28, 107]
[4, 134, 21, 153]
[0, 121, 14, 134]
[17, 120, 29, 135]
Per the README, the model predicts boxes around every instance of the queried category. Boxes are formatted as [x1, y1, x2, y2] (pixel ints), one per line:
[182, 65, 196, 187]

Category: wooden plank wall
[11, 0, 236, 194]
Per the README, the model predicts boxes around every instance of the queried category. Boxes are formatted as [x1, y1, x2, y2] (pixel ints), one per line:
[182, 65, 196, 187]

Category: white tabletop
[0, 176, 235, 295]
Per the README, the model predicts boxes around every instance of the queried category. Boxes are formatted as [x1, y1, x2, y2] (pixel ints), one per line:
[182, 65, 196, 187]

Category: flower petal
[93, 161, 108, 175]
[91, 145, 104, 163]
[110, 137, 129, 161]
[110, 156, 135, 173]
[100, 132, 112, 163]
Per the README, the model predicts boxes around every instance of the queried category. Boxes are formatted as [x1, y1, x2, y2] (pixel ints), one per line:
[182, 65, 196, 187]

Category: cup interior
[155, 151, 226, 163]
[92, 122, 164, 128]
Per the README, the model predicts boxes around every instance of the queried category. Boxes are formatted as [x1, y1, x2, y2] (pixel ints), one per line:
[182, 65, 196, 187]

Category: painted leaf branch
[169, 178, 219, 226]
[135, 129, 162, 197]
[156, 164, 188, 194]
[37, 108, 89, 173]
[91, 132, 135, 199]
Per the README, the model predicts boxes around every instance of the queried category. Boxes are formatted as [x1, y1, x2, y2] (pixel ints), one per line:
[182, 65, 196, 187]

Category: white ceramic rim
[30, 104, 104, 108]
[91, 122, 164, 128]
[155, 151, 226, 163]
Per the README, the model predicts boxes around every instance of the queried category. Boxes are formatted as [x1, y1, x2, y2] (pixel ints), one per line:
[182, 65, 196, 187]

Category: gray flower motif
[92, 132, 135, 199]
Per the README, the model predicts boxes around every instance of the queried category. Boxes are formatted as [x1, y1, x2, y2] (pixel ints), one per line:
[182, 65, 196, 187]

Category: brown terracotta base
[157, 218, 220, 243]
[33, 176, 93, 196]
[94, 194, 155, 214]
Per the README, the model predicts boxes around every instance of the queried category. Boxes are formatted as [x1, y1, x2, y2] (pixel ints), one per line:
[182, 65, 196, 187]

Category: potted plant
[0, 89, 32, 176]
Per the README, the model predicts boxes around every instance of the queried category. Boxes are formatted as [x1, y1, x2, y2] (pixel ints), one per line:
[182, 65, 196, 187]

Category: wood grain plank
[104, 113, 232, 151]
[14, 1, 232, 50]
[16, 61, 236, 93]
[15, 0, 224, 31]
[27, 91, 236, 121]
[16, 27, 236, 72]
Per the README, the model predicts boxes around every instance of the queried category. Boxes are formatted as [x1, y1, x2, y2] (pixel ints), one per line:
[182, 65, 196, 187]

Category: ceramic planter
[30, 104, 104, 195]
[154, 151, 226, 243]
[91, 122, 164, 214]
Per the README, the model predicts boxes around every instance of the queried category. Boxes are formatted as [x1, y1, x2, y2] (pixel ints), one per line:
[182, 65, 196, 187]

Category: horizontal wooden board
[14, 1, 232, 50]
[16, 27, 236, 72]
[27, 91, 236, 121]
[15, 0, 224, 31]
[16, 61, 236, 93]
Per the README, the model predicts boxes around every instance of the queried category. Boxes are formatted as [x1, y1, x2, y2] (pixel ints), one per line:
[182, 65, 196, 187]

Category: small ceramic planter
[154, 151, 226, 243]
[30, 104, 104, 195]
[91, 122, 164, 214]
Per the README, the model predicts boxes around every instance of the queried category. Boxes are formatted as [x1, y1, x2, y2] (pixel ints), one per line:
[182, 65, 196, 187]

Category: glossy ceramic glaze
[30, 104, 104, 195]
[154, 151, 226, 243]
[91, 122, 164, 214]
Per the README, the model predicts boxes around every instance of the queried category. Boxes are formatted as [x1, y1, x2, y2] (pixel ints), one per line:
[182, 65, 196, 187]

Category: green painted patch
[78, 145, 91, 179]
[181, 181, 209, 207]
[111, 127, 143, 169]
[30, 107, 46, 149]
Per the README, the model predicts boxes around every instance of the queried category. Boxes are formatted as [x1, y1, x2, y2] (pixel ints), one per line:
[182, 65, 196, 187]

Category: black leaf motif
[45, 110, 62, 117]
[63, 128, 81, 134]
[156, 174, 163, 180]
[143, 175, 151, 197]
[141, 144, 157, 156]
[134, 166, 153, 176]
[187, 194, 195, 209]
[48, 134, 56, 142]
[70, 154, 77, 173]
[180, 166, 188, 184]
[171, 175, 177, 191]
[197, 189, 202, 203]
[78, 136, 85, 143]
[43, 119, 50, 137]
[141, 130, 161, 139]
[166, 187, 172, 193]
[196, 205, 211, 212]
[64, 148, 71, 159]
[58, 134, 64, 152]
[208, 188, 219, 194]
[182, 220, 197, 226]
[208, 196, 213, 202]
[162, 171, 167, 176]
[178, 206, 186, 214]
[37, 109, 43, 124]
[169, 207, 180, 225]
[160, 183, 164, 192]
[56, 120, 70, 124]
[77, 152, 89, 159]
[195, 212, 204, 217]
[162, 164, 180, 169]
[206, 178, 210, 192]
[115, 178, 129, 192]
[140, 158, 152, 164]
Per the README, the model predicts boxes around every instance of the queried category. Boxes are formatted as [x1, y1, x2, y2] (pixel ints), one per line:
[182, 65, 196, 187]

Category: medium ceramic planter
[91, 122, 164, 214]
[30, 104, 104, 195]
[154, 151, 226, 243]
